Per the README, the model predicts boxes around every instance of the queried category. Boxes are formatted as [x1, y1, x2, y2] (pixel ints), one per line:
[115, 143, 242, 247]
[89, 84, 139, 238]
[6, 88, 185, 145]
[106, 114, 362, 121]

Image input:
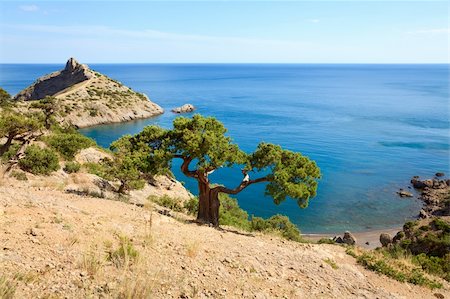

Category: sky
[0, 1, 448, 63]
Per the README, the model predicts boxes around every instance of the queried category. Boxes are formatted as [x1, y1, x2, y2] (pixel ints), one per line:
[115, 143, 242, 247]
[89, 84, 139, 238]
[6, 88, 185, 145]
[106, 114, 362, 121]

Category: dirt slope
[1, 177, 448, 299]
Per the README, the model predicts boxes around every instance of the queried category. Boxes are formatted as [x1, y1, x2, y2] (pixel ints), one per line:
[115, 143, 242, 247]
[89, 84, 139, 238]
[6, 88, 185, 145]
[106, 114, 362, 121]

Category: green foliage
[113, 114, 320, 223]
[0, 88, 12, 107]
[318, 238, 336, 244]
[63, 161, 81, 173]
[10, 170, 28, 181]
[0, 143, 20, 161]
[251, 214, 302, 242]
[404, 220, 418, 230]
[249, 143, 320, 207]
[18, 145, 59, 175]
[0, 111, 43, 141]
[30, 97, 58, 129]
[183, 196, 199, 215]
[355, 251, 442, 289]
[44, 132, 95, 160]
[105, 136, 147, 193]
[400, 218, 450, 257]
[84, 162, 107, 177]
[219, 194, 251, 231]
[107, 236, 139, 267]
[148, 195, 184, 212]
[324, 258, 339, 269]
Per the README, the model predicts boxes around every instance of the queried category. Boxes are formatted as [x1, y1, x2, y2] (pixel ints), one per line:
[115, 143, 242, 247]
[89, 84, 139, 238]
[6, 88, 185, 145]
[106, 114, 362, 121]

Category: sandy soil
[1, 176, 448, 299]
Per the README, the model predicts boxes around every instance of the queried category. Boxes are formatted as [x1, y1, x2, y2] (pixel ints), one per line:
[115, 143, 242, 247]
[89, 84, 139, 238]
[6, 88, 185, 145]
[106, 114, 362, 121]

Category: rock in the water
[411, 177, 426, 189]
[435, 172, 445, 177]
[342, 231, 356, 245]
[172, 104, 195, 114]
[379, 233, 393, 247]
[397, 189, 413, 197]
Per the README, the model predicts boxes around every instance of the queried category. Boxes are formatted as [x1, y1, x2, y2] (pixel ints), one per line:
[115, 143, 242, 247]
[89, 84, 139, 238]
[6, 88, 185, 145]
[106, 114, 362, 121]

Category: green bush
[10, 170, 27, 181]
[18, 145, 59, 175]
[107, 236, 139, 267]
[63, 161, 81, 173]
[148, 195, 184, 212]
[45, 133, 95, 160]
[265, 215, 302, 242]
[219, 194, 251, 231]
[318, 238, 336, 244]
[84, 162, 107, 178]
[184, 196, 199, 215]
[0, 143, 20, 161]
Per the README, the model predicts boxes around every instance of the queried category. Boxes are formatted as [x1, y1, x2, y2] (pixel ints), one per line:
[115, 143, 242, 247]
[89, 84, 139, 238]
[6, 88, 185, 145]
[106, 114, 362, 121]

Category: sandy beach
[303, 227, 402, 249]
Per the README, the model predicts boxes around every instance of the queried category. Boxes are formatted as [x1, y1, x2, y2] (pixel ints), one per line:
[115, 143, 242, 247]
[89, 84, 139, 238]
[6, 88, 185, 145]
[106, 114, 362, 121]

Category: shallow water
[1, 63, 449, 233]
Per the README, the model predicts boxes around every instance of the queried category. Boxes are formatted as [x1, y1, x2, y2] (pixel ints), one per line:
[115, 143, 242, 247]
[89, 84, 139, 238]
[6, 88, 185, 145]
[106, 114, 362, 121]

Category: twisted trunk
[177, 155, 268, 227]
[197, 181, 220, 226]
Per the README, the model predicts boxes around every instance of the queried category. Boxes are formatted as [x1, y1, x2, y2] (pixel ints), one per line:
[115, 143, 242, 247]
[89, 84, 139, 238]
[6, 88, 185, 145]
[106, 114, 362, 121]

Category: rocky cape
[13, 58, 163, 128]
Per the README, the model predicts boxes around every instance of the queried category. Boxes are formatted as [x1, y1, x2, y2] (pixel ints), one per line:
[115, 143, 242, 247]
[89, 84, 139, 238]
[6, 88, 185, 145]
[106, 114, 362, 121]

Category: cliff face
[13, 58, 164, 128]
[14, 58, 93, 101]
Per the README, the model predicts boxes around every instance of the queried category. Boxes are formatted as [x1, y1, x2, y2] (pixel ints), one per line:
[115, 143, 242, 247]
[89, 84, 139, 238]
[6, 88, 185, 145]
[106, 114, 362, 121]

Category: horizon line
[1, 62, 449, 65]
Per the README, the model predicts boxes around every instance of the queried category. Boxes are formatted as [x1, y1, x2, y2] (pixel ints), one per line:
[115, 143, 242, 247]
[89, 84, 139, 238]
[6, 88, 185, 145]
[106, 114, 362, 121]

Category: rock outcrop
[13, 58, 164, 128]
[14, 58, 92, 101]
[172, 104, 195, 113]
[410, 175, 450, 217]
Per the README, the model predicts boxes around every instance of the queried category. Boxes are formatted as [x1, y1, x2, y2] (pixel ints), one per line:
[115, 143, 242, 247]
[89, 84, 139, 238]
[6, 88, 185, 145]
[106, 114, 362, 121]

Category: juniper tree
[113, 114, 321, 226]
[0, 111, 43, 156]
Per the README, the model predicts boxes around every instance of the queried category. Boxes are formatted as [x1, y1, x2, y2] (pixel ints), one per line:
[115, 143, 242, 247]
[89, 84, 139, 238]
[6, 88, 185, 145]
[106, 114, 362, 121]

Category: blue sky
[0, 1, 448, 63]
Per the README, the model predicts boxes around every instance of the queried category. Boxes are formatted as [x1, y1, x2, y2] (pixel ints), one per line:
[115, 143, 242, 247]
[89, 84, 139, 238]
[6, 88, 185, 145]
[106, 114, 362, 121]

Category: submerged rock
[435, 172, 445, 177]
[397, 189, 413, 198]
[172, 104, 195, 113]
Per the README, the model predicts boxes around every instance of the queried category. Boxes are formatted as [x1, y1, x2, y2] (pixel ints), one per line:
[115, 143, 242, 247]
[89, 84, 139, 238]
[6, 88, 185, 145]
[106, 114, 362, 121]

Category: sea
[1, 63, 449, 233]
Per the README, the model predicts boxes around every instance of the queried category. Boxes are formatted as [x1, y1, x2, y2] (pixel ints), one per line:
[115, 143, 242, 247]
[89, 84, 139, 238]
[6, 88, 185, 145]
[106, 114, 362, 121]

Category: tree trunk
[0, 134, 14, 156]
[197, 181, 220, 226]
[118, 181, 126, 194]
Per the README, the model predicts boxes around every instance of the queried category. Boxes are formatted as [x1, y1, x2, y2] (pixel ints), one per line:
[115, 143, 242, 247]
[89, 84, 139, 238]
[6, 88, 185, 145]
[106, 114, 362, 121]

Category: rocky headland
[13, 58, 163, 128]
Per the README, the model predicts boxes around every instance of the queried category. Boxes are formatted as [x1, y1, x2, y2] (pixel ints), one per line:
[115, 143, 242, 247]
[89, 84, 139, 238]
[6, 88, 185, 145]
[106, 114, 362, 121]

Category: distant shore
[303, 227, 401, 249]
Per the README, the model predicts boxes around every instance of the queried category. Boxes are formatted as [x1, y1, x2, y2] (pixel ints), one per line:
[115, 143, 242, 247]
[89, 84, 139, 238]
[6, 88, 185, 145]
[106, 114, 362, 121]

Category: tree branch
[214, 176, 269, 195]
[178, 155, 197, 178]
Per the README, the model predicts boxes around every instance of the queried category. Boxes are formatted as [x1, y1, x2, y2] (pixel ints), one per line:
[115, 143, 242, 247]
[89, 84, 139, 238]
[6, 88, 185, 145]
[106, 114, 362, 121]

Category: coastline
[302, 227, 401, 249]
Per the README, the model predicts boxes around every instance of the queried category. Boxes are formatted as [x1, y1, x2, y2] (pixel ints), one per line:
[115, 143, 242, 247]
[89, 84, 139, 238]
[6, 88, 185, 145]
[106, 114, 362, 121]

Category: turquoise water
[1, 64, 449, 233]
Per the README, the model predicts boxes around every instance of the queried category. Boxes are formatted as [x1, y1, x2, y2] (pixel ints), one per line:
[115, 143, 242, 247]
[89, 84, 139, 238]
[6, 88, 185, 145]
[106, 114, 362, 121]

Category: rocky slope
[1, 175, 448, 298]
[13, 58, 163, 128]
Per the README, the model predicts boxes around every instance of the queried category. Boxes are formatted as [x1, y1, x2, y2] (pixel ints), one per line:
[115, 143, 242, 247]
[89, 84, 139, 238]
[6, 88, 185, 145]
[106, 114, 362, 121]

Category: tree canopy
[111, 114, 321, 226]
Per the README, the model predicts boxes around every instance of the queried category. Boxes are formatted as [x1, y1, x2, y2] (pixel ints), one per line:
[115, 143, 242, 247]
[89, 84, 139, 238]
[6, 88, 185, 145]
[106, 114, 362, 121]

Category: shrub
[63, 161, 81, 173]
[148, 195, 184, 212]
[219, 194, 251, 231]
[10, 170, 27, 181]
[318, 238, 336, 244]
[107, 236, 139, 267]
[184, 196, 199, 215]
[265, 215, 302, 242]
[0, 143, 20, 162]
[45, 133, 95, 160]
[18, 145, 59, 175]
[84, 162, 107, 177]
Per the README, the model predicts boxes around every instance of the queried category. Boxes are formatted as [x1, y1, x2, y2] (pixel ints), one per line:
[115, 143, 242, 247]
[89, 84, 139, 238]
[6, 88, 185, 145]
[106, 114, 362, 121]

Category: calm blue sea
[1, 63, 449, 233]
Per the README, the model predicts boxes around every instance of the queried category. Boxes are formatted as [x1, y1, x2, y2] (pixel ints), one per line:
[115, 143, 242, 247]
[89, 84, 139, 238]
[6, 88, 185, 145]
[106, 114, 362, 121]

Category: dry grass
[185, 241, 200, 258]
[79, 246, 104, 278]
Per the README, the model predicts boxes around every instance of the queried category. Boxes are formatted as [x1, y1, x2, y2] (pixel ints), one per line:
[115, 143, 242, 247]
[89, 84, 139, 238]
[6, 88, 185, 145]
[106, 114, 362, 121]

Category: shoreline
[302, 227, 402, 249]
